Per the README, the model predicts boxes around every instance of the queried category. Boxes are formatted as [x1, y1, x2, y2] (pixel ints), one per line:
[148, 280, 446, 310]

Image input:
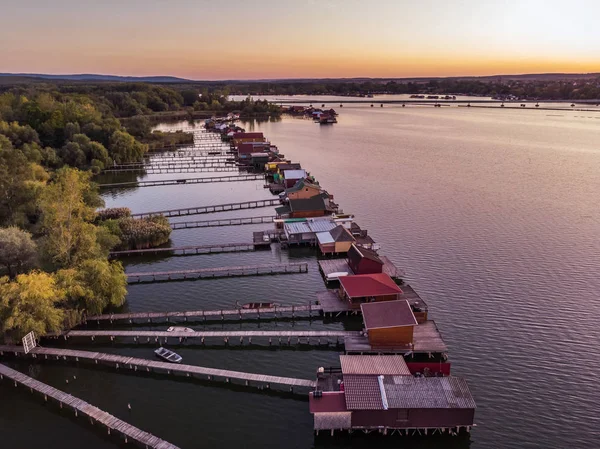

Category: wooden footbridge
[103, 163, 235, 174]
[109, 242, 257, 258]
[99, 173, 262, 189]
[132, 198, 281, 219]
[126, 262, 309, 283]
[0, 362, 180, 449]
[0, 346, 317, 391]
[170, 215, 275, 230]
[55, 329, 360, 345]
[144, 151, 232, 159]
[87, 304, 324, 324]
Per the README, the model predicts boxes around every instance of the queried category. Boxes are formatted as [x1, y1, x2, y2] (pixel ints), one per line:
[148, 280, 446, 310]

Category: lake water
[2, 102, 600, 449]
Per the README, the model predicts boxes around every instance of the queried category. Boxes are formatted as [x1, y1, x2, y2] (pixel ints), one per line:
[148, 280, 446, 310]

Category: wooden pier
[56, 329, 360, 344]
[0, 362, 180, 449]
[103, 163, 234, 174]
[109, 242, 257, 258]
[170, 215, 275, 230]
[132, 199, 281, 219]
[144, 151, 232, 159]
[99, 173, 262, 189]
[0, 347, 316, 390]
[87, 304, 324, 323]
[126, 262, 309, 283]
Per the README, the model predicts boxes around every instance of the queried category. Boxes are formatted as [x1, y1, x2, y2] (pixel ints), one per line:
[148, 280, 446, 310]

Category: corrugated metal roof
[284, 222, 311, 235]
[340, 355, 412, 376]
[316, 232, 335, 244]
[283, 169, 307, 179]
[307, 219, 337, 233]
[361, 300, 418, 329]
[343, 375, 384, 410]
[382, 376, 476, 409]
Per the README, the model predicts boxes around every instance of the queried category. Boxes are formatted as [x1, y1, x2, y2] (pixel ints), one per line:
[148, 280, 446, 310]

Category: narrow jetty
[58, 329, 360, 343]
[109, 242, 257, 258]
[132, 199, 281, 219]
[87, 304, 323, 323]
[170, 215, 275, 230]
[103, 163, 234, 174]
[0, 347, 316, 390]
[0, 362, 180, 449]
[144, 151, 231, 159]
[99, 173, 261, 189]
[126, 262, 309, 283]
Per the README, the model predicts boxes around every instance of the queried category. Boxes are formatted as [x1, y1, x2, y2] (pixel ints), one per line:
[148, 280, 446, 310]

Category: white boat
[326, 271, 349, 282]
[154, 347, 182, 363]
[166, 326, 194, 333]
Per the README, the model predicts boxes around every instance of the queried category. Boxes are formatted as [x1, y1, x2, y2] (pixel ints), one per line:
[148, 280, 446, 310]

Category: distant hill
[0, 73, 192, 83]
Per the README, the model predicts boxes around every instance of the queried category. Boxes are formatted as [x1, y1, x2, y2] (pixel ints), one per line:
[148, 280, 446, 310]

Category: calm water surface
[2, 104, 600, 449]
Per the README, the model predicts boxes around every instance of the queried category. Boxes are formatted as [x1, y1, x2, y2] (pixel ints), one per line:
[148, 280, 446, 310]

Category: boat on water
[154, 347, 182, 363]
[166, 326, 194, 332]
[319, 115, 337, 125]
[242, 302, 278, 309]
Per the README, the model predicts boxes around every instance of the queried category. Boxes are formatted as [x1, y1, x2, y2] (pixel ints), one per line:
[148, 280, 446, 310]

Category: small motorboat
[166, 326, 194, 333]
[242, 302, 278, 309]
[154, 347, 182, 363]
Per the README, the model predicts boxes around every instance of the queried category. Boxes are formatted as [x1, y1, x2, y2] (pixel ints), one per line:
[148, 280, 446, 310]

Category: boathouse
[347, 244, 383, 274]
[361, 300, 417, 348]
[338, 273, 402, 308]
[232, 132, 265, 146]
[276, 196, 333, 219]
[309, 355, 475, 434]
[282, 218, 339, 245]
[282, 169, 308, 188]
[285, 179, 323, 200]
[317, 225, 355, 255]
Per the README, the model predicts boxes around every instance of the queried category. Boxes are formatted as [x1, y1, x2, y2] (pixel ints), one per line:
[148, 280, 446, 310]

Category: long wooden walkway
[110, 242, 257, 258]
[0, 362, 180, 449]
[126, 262, 308, 283]
[132, 198, 281, 219]
[170, 215, 275, 230]
[0, 347, 316, 390]
[58, 330, 359, 343]
[99, 173, 262, 189]
[87, 304, 324, 323]
[103, 163, 234, 174]
[144, 151, 232, 159]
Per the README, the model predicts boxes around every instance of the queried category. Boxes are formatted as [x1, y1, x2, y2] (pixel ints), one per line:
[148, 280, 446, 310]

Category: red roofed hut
[338, 273, 402, 309]
[361, 300, 418, 348]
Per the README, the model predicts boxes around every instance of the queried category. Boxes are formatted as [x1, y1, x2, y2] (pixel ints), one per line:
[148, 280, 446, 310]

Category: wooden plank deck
[126, 262, 308, 283]
[110, 242, 256, 258]
[344, 321, 447, 354]
[170, 215, 275, 230]
[316, 290, 353, 314]
[60, 329, 360, 341]
[0, 347, 316, 390]
[317, 259, 354, 279]
[103, 164, 234, 174]
[380, 255, 405, 279]
[87, 304, 323, 323]
[0, 362, 180, 449]
[132, 198, 281, 219]
[99, 173, 261, 189]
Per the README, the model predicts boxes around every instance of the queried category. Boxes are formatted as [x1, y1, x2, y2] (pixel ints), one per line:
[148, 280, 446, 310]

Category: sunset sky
[1, 0, 599, 80]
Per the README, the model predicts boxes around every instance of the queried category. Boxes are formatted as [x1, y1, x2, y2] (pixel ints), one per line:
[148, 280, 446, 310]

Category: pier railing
[132, 199, 281, 219]
[99, 173, 262, 189]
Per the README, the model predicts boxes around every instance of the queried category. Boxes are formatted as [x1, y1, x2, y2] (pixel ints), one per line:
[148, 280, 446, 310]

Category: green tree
[39, 168, 104, 268]
[109, 130, 147, 163]
[58, 259, 127, 316]
[0, 227, 37, 278]
[0, 271, 66, 339]
[0, 147, 37, 226]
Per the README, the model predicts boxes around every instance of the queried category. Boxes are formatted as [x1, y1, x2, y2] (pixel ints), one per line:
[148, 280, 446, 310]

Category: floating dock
[0, 362, 180, 449]
[110, 242, 257, 258]
[126, 262, 309, 283]
[0, 347, 316, 391]
[170, 215, 275, 230]
[99, 173, 261, 189]
[103, 164, 235, 174]
[132, 199, 281, 219]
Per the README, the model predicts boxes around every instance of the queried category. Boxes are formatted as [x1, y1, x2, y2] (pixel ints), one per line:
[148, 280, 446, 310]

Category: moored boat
[242, 302, 278, 309]
[166, 326, 194, 332]
[154, 347, 182, 363]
